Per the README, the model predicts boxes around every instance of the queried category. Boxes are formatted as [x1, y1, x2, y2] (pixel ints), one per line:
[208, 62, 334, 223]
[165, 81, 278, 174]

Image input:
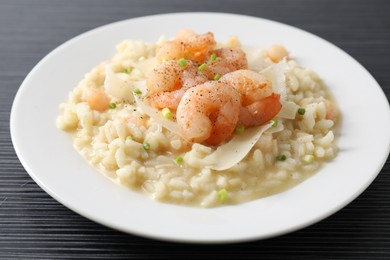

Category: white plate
[10, 13, 390, 243]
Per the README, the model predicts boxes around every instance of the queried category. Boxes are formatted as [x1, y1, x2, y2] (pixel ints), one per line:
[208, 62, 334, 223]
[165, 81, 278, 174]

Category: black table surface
[1, 0, 390, 259]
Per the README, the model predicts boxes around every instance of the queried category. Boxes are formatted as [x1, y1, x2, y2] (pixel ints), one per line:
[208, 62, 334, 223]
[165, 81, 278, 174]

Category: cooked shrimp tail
[176, 81, 241, 145]
[239, 93, 282, 127]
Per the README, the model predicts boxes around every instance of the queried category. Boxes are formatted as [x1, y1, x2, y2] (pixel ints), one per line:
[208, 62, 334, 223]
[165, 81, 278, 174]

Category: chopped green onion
[235, 124, 245, 134]
[210, 53, 217, 62]
[122, 67, 132, 74]
[214, 74, 221, 81]
[270, 119, 278, 127]
[297, 108, 306, 115]
[198, 63, 207, 71]
[175, 155, 184, 164]
[162, 108, 172, 119]
[127, 136, 135, 141]
[218, 188, 228, 201]
[177, 58, 187, 67]
[302, 155, 314, 163]
[133, 89, 142, 95]
[276, 154, 286, 161]
[108, 103, 116, 109]
[143, 143, 150, 150]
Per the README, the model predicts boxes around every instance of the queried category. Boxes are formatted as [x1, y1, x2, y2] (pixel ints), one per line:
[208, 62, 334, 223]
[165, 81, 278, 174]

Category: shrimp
[156, 41, 185, 62]
[325, 99, 339, 122]
[156, 29, 216, 62]
[213, 48, 248, 71]
[238, 93, 282, 127]
[176, 28, 197, 39]
[148, 89, 185, 110]
[184, 66, 209, 90]
[221, 70, 282, 127]
[201, 48, 248, 80]
[147, 60, 208, 109]
[220, 70, 273, 105]
[176, 81, 241, 145]
[86, 88, 110, 112]
[183, 32, 216, 62]
[146, 60, 185, 94]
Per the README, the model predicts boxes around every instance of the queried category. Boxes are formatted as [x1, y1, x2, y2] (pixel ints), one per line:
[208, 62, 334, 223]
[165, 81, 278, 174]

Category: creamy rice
[57, 36, 339, 207]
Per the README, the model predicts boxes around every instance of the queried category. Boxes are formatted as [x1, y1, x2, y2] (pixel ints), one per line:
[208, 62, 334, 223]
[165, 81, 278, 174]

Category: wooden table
[1, 0, 389, 258]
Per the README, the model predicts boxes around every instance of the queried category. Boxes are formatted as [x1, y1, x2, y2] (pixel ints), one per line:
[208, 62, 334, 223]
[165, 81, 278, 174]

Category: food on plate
[57, 29, 339, 207]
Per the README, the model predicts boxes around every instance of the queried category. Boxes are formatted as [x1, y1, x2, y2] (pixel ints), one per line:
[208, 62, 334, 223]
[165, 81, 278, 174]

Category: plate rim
[10, 12, 390, 243]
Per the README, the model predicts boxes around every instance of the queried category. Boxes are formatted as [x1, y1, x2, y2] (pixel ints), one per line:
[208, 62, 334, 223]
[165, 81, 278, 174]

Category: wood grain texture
[1, 0, 389, 258]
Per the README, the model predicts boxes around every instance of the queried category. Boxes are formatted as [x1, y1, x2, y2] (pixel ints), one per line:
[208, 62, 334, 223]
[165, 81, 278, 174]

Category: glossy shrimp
[238, 93, 282, 127]
[146, 60, 208, 109]
[202, 48, 248, 80]
[220, 70, 273, 105]
[221, 70, 282, 127]
[148, 47, 248, 109]
[146, 60, 185, 95]
[176, 81, 241, 146]
[213, 48, 248, 71]
[156, 29, 216, 62]
[86, 88, 110, 112]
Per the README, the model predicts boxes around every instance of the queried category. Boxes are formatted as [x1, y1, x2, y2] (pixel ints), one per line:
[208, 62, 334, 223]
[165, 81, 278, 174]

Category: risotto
[57, 30, 339, 207]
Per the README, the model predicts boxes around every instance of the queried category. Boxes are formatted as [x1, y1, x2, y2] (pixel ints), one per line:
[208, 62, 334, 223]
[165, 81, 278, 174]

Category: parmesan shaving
[243, 47, 272, 71]
[134, 95, 181, 136]
[134, 57, 158, 76]
[261, 59, 289, 101]
[104, 67, 134, 102]
[202, 123, 273, 171]
[266, 119, 285, 133]
[261, 61, 299, 119]
[134, 80, 147, 94]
